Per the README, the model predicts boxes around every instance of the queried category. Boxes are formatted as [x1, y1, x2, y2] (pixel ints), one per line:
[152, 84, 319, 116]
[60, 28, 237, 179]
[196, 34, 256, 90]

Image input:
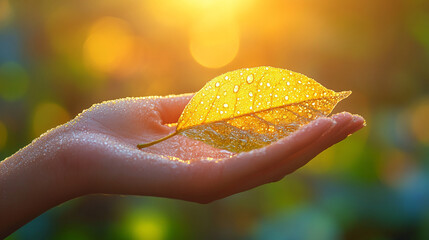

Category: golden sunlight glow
[83, 17, 135, 73]
[189, 16, 240, 68]
[32, 102, 70, 138]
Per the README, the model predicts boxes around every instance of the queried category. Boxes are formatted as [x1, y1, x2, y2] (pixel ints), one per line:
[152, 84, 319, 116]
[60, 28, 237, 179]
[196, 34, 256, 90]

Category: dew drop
[274, 94, 278, 97]
[267, 82, 271, 87]
[246, 74, 254, 84]
[233, 85, 239, 93]
[298, 80, 302, 84]
[240, 72, 243, 76]
[249, 92, 253, 97]
[200, 101, 204, 104]
[215, 82, 220, 87]
[285, 96, 289, 100]
[223, 103, 228, 108]
[225, 76, 229, 80]
[220, 110, 224, 114]
[306, 94, 309, 98]
[216, 95, 220, 99]
[287, 81, 290, 86]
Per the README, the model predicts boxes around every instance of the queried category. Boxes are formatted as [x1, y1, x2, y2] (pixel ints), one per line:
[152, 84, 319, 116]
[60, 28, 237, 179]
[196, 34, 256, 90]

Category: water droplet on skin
[215, 82, 220, 87]
[223, 103, 228, 108]
[225, 76, 229, 80]
[247, 74, 254, 84]
[249, 92, 253, 97]
[233, 85, 239, 93]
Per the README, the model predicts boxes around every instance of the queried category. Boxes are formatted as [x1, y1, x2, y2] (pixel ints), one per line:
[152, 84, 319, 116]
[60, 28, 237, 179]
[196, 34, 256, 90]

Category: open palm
[59, 93, 365, 203]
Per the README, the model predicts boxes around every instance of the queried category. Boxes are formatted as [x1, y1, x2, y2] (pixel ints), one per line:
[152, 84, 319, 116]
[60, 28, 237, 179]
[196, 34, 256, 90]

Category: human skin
[0, 93, 365, 237]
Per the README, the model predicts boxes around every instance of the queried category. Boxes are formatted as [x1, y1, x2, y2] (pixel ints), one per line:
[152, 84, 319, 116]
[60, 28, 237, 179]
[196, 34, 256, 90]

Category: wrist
[0, 125, 83, 236]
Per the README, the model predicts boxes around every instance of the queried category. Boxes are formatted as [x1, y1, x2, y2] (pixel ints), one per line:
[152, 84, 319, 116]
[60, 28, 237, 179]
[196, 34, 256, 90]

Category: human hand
[0, 93, 365, 236]
[60, 93, 364, 202]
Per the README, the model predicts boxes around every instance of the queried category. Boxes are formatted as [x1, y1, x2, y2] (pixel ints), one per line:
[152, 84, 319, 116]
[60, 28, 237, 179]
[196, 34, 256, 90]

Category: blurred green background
[1, 0, 429, 239]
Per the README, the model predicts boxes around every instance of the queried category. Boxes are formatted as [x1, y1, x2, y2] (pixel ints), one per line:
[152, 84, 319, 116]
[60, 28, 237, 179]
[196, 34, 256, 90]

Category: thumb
[156, 93, 194, 124]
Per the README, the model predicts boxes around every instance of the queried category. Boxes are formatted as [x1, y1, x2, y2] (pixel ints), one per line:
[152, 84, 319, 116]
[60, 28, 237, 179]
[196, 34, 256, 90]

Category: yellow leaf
[138, 66, 351, 153]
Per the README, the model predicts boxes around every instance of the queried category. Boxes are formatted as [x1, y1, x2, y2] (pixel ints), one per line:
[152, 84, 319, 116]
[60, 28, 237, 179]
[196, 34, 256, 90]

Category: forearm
[0, 129, 81, 237]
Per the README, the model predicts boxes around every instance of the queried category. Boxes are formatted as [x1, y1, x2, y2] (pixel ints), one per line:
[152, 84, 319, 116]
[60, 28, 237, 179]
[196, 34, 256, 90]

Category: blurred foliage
[1, 0, 429, 239]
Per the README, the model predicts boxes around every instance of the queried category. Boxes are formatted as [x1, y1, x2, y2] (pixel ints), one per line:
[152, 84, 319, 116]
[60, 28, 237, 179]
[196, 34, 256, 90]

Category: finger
[156, 93, 194, 124]
[268, 113, 365, 182]
[218, 117, 335, 188]
[214, 113, 364, 198]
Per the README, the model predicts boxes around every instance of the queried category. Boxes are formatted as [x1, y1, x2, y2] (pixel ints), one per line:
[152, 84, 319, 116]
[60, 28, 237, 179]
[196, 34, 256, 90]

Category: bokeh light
[83, 17, 136, 74]
[126, 209, 167, 240]
[32, 102, 70, 138]
[189, 16, 240, 68]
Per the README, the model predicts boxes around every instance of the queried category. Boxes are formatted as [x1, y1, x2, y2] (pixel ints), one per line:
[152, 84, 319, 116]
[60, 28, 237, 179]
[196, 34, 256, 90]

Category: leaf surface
[138, 66, 351, 152]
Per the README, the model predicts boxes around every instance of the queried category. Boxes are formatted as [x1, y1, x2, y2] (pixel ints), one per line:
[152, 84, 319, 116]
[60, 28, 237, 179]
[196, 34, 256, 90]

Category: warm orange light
[189, 16, 239, 68]
[83, 17, 135, 73]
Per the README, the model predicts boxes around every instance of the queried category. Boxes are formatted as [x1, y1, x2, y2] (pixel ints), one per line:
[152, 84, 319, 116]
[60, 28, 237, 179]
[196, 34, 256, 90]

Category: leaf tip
[338, 90, 352, 99]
